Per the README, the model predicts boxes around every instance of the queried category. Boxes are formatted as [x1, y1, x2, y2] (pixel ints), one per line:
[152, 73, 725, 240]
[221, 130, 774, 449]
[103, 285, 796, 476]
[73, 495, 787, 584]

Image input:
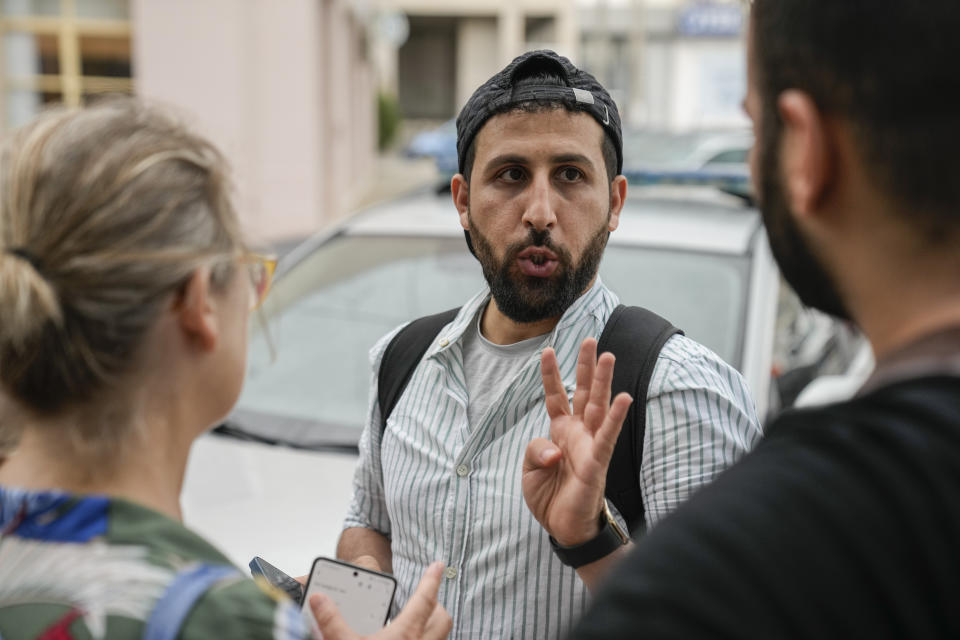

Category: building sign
[677, 4, 744, 38]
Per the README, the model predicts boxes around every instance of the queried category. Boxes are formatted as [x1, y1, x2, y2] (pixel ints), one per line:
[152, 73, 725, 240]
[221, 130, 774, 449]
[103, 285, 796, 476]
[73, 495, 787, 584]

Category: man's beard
[467, 215, 609, 324]
[758, 110, 852, 321]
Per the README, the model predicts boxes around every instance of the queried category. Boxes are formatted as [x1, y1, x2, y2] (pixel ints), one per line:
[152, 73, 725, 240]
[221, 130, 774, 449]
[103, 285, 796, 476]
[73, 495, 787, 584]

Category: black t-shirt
[572, 376, 960, 639]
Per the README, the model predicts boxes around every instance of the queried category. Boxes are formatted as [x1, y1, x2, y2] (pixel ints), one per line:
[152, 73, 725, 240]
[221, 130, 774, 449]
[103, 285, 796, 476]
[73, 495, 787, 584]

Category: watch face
[603, 500, 630, 545]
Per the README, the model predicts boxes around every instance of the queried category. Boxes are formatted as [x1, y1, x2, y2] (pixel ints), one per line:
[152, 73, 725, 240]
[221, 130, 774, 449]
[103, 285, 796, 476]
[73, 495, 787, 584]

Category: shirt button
[439, 337, 449, 347]
[444, 566, 458, 579]
[456, 464, 469, 477]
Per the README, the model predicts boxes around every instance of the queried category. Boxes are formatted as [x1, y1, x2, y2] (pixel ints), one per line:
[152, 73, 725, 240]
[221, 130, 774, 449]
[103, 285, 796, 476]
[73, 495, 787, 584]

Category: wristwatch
[549, 499, 630, 568]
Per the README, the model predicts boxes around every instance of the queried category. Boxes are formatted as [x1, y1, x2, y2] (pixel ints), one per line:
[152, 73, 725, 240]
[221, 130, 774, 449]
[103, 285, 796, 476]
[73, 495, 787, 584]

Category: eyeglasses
[243, 253, 277, 311]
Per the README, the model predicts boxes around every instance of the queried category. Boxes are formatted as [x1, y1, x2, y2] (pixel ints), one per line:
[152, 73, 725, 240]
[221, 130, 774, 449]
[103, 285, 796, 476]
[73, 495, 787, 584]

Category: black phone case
[249, 556, 305, 604]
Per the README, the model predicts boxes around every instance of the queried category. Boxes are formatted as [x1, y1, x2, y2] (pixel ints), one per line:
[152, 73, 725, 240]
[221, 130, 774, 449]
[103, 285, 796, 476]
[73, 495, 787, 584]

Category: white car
[622, 129, 753, 172]
[181, 184, 848, 575]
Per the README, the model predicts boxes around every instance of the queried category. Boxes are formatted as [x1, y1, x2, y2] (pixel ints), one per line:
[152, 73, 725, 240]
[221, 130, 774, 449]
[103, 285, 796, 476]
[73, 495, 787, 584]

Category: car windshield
[233, 234, 749, 446]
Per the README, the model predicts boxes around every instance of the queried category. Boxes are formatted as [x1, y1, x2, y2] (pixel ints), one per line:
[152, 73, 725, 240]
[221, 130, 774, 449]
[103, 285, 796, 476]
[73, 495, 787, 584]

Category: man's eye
[500, 167, 525, 182]
[558, 167, 583, 182]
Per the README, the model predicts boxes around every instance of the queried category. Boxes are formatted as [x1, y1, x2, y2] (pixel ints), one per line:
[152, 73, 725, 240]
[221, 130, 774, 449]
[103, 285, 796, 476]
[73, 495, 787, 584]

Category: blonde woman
[0, 99, 449, 640]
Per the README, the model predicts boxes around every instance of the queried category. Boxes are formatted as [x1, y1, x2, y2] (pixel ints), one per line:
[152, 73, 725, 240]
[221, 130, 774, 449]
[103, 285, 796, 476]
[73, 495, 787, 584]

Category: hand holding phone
[302, 556, 397, 635]
[306, 562, 451, 640]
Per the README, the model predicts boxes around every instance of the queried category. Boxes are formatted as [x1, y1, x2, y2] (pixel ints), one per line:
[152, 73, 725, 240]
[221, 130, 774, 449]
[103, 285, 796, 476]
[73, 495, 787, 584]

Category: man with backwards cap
[337, 50, 761, 639]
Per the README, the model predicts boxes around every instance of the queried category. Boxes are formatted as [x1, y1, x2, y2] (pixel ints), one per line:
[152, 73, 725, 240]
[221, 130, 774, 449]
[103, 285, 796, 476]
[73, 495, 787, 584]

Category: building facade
[1, 0, 378, 243]
[374, 0, 578, 121]
[579, 0, 748, 131]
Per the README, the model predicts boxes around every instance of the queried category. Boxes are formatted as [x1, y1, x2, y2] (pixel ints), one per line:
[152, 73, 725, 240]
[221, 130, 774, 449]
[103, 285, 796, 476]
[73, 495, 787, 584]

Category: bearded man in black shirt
[519, 1, 960, 637]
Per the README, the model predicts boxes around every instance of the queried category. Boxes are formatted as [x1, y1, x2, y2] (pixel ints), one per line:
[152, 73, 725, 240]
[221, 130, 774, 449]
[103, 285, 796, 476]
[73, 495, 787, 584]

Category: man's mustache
[509, 229, 560, 257]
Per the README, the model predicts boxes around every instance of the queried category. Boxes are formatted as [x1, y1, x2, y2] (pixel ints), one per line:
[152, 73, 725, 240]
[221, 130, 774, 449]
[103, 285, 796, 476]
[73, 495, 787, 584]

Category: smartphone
[249, 556, 304, 604]
[302, 556, 397, 634]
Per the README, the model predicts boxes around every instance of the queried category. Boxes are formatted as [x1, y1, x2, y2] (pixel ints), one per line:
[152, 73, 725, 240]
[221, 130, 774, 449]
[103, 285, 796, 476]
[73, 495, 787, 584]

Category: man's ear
[176, 267, 219, 353]
[451, 173, 470, 230]
[608, 175, 627, 232]
[778, 90, 832, 218]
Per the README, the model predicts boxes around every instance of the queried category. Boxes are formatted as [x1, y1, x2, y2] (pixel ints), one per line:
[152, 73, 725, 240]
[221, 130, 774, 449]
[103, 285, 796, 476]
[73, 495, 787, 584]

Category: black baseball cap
[456, 49, 623, 177]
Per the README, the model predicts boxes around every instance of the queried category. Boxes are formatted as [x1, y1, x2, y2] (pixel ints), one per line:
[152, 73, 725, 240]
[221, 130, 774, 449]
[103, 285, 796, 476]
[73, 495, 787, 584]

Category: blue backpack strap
[143, 563, 240, 640]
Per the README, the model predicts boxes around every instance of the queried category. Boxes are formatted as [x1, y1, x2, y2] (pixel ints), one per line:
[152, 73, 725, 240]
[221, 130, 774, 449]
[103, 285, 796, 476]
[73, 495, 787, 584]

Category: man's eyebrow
[551, 153, 595, 169]
[483, 154, 529, 171]
[482, 153, 597, 171]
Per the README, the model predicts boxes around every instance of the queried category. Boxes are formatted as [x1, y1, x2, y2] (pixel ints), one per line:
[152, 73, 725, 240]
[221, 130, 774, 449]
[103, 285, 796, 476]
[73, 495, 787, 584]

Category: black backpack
[376, 305, 682, 535]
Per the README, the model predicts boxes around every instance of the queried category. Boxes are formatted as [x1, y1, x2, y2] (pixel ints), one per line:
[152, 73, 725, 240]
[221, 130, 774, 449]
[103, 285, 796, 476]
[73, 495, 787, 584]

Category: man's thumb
[309, 593, 356, 640]
[523, 437, 562, 473]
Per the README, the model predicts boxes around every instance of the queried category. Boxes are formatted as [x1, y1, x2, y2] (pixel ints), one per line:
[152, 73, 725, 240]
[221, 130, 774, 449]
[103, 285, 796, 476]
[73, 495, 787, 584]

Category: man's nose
[521, 174, 557, 231]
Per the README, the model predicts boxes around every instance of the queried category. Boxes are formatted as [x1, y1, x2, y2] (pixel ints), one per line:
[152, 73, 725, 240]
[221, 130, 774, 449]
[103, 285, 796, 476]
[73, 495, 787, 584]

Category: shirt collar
[426, 277, 616, 359]
[858, 325, 960, 395]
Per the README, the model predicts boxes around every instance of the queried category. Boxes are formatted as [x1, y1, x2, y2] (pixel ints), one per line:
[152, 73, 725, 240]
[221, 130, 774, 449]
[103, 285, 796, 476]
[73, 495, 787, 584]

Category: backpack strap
[598, 304, 682, 536]
[378, 308, 461, 432]
[143, 564, 240, 640]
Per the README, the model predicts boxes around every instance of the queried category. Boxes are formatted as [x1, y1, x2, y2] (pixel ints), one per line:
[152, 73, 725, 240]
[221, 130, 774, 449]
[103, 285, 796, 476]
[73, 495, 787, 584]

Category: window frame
[0, 0, 131, 131]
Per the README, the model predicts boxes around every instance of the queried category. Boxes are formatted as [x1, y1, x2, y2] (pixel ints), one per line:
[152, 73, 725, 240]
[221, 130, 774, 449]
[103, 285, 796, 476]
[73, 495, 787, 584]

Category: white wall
[666, 39, 746, 130]
[456, 16, 498, 111]
[133, 0, 375, 243]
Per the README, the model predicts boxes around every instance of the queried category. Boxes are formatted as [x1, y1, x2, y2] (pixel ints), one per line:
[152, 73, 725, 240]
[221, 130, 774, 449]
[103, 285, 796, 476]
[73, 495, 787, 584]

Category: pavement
[351, 153, 441, 212]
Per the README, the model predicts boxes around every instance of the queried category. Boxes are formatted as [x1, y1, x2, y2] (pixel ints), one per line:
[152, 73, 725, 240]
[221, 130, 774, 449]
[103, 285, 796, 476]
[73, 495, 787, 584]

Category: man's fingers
[571, 338, 597, 416]
[309, 592, 358, 640]
[422, 602, 454, 639]
[583, 352, 615, 433]
[523, 437, 562, 473]
[595, 392, 633, 463]
[392, 562, 446, 629]
[540, 347, 571, 418]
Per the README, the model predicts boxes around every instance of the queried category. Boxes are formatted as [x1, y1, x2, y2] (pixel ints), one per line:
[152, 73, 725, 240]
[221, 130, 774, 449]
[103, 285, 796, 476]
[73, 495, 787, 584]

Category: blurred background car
[181, 176, 867, 575]
[403, 118, 457, 160]
[622, 128, 753, 173]
[620, 129, 753, 199]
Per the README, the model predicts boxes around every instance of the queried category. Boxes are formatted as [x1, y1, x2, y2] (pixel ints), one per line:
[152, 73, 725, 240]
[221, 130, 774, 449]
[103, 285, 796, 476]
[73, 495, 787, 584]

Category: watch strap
[549, 503, 629, 568]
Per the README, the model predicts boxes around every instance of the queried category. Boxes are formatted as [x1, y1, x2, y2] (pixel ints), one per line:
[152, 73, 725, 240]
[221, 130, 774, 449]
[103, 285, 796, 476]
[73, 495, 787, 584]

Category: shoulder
[649, 333, 752, 401]
[369, 322, 409, 370]
[582, 389, 960, 637]
[570, 422, 884, 638]
[656, 333, 733, 373]
[768, 375, 960, 458]
[181, 577, 309, 640]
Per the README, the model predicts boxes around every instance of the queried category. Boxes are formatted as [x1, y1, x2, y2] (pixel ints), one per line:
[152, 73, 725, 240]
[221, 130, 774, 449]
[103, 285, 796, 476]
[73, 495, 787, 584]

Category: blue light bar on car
[623, 167, 754, 202]
[622, 168, 750, 190]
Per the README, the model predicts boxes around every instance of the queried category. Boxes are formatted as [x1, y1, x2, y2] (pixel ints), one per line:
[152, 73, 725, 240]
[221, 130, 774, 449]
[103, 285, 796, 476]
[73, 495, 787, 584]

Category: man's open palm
[522, 338, 632, 546]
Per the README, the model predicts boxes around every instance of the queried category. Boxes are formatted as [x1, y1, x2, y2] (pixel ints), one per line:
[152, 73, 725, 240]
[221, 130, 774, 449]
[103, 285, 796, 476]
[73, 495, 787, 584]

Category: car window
[234, 234, 749, 445]
[601, 245, 748, 368]
[240, 236, 482, 433]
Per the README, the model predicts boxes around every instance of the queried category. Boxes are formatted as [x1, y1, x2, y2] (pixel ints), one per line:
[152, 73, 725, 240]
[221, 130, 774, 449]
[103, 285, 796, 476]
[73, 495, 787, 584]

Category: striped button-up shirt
[343, 280, 761, 639]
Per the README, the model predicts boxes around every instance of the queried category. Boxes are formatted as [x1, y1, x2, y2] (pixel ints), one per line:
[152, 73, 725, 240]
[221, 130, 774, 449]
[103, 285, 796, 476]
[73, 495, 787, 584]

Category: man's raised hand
[522, 338, 632, 546]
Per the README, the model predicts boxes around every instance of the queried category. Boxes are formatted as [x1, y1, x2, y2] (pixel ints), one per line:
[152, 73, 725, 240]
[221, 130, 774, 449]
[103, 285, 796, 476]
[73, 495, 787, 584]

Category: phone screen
[302, 557, 397, 634]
